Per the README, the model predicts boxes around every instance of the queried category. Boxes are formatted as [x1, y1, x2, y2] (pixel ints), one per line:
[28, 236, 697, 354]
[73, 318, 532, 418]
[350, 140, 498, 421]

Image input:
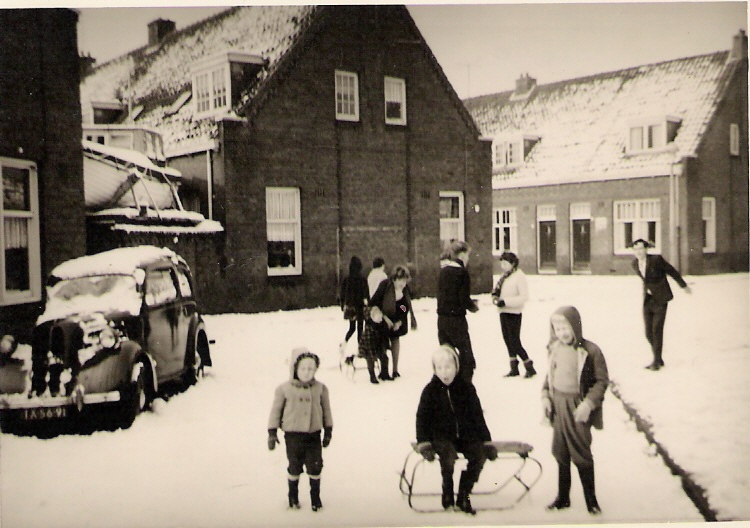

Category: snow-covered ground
[1, 273, 748, 527]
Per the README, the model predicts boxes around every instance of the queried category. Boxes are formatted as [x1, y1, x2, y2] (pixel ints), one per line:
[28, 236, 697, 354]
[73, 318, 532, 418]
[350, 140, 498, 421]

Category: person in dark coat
[415, 345, 497, 515]
[437, 240, 479, 382]
[369, 265, 417, 379]
[339, 256, 369, 361]
[631, 239, 691, 370]
[542, 306, 609, 515]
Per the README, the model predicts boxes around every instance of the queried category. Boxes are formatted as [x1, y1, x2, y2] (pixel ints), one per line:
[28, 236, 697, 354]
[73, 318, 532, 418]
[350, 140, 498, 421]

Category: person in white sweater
[491, 252, 536, 378]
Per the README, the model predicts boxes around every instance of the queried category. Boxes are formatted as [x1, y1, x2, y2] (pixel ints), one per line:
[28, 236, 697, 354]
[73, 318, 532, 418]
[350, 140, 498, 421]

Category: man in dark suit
[631, 239, 691, 370]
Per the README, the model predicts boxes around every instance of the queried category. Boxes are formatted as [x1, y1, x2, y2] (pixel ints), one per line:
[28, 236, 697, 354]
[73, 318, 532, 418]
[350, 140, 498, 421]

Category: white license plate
[22, 407, 67, 421]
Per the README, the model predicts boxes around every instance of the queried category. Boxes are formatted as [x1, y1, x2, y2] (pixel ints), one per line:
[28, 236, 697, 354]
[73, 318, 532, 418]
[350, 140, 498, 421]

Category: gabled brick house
[0, 9, 86, 337]
[465, 31, 748, 276]
[80, 5, 492, 313]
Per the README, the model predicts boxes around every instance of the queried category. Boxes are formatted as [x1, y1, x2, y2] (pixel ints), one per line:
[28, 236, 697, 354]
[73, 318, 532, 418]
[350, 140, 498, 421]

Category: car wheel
[121, 363, 148, 429]
[183, 343, 203, 388]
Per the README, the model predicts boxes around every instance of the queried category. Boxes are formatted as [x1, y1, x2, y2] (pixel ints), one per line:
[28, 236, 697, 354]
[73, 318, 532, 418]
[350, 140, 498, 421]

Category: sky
[1, 272, 748, 526]
[51, 2, 746, 100]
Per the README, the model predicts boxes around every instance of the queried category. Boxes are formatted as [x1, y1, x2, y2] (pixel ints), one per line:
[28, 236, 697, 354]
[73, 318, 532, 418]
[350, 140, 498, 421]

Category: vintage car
[0, 246, 212, 430]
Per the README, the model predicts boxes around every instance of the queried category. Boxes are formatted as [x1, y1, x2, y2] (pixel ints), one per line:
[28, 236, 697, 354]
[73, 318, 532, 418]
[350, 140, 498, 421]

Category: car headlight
[99, 327, 118, 349]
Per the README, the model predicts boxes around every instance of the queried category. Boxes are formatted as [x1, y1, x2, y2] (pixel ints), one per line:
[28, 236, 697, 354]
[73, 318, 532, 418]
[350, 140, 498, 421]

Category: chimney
[79, 53, 96, 77]
[511, 73, 537, 101]
[148, 18, 176, 46]
[729, 29, 748, 61]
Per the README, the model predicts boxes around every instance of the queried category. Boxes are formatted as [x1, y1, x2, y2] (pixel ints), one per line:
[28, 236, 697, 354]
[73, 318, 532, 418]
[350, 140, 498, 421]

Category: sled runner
[399, 440, 543, 513]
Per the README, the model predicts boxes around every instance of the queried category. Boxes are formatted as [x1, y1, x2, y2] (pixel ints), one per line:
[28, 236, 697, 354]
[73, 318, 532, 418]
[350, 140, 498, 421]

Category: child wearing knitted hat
[268, 347, 333, 511]
[415, 345, 496, 515]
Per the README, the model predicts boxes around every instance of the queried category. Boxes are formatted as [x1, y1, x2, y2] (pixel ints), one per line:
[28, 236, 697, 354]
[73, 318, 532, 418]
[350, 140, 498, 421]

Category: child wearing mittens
[268, 347, 333, 511]
[542, 306, 609, 515]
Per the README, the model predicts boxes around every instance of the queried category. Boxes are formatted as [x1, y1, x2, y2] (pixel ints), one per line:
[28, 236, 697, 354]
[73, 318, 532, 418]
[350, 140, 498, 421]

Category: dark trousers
[344, 318, 364, 343]
[437, 315, 475, 382]
[432, 439, 487, 489]
[643, 296, 668, 364]
[284, 431, 323, 477]
[499, 312, 529, 361]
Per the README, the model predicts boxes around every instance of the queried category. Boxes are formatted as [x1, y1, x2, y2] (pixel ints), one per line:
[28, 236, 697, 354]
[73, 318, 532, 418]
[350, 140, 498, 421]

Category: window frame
[335, 70, 360, 122]
[702, 197, 716, 254]
[613, 198, 661, 255]
[1, 156, 42, 306]
[492, 139, 523, 169]
[492, 207, 518, 255]
[439, 191, 465, 249]
[627, 116, 681, 154]
[266, 187, 302, 277]
[192, 64, 231, 118]
[384, 76, 407, 126]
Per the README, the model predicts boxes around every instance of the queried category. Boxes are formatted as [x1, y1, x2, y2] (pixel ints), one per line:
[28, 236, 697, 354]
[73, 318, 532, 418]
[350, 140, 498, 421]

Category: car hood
[37, 278, 142, 326]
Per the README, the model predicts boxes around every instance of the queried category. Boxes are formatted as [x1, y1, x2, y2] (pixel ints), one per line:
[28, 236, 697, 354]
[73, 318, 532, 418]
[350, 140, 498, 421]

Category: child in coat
[541, 306, 609, 515]
[268, 347, 333, 511]
[415, 345, 497, 514]
[358, 305, 389, 384]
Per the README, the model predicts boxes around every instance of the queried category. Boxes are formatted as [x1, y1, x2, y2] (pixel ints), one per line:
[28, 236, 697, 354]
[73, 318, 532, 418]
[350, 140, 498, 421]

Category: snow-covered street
[1, 273, 747, 527]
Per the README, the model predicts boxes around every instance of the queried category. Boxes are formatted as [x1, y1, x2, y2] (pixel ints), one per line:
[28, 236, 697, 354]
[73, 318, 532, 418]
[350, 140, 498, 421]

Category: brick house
[465, 30, 748, 276]
[80, 5, 492, 313]
[0, 9, 86, 337]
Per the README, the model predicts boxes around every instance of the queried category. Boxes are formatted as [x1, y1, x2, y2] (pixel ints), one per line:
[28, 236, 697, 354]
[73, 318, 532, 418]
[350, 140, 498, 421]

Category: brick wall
[0, 9, 85, 337]
[213, 6, 491, 313]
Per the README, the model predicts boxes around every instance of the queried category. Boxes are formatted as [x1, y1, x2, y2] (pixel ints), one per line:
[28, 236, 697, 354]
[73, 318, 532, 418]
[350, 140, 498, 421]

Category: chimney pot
[148, 19, 176, 47]
[730, 29, 748, 61]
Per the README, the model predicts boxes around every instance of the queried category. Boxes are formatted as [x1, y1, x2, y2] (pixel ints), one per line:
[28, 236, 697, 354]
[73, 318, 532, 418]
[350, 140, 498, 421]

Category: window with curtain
[613, 199, 661, 254]
[1, 158, 41, 305]
[439, 191, 464, 250]
[384, 76, 406, 125]
[266, 187, 302, 276]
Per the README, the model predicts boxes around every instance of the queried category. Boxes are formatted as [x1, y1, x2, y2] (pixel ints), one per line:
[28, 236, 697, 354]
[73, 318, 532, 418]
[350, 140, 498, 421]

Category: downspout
[206, 149, 213, 220]
[335, 123, 342, 293]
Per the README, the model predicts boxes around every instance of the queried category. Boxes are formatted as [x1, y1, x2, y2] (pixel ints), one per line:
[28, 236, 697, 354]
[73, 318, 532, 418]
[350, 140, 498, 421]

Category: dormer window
[492, 134, 539, 169]
[627, 116, 681, 153]
[191, 51, 265, 118]
[91, 101, 126, 125]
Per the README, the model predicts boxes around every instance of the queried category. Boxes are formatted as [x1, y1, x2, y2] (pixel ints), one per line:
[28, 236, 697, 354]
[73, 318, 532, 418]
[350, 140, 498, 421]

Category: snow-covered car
[0, 246, 212, 430]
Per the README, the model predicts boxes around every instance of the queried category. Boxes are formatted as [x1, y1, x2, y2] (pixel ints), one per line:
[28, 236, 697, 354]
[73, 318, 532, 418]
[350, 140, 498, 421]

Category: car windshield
[37, 274, 142, 325]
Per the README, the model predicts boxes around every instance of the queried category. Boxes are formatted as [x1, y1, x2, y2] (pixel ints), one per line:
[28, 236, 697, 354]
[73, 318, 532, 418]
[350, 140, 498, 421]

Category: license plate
[21, 407, 67, 421]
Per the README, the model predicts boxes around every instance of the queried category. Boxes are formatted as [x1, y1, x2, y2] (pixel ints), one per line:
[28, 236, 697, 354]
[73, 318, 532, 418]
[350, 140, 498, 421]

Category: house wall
[215, 5, 491, 313]
[492, 176, 673, 276]
[685, 58, 749, 274]
[0, 9, 85, 338]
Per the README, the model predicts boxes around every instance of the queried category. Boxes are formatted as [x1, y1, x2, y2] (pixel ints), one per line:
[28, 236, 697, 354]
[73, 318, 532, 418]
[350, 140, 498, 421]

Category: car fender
[121, 341, 158, 395]
[187, 316, 212, 367]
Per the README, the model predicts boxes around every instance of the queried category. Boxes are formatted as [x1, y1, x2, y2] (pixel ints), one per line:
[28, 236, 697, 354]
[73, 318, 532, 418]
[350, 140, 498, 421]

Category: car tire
[120, 363, 149, 429]
[183, 328, 208, 388]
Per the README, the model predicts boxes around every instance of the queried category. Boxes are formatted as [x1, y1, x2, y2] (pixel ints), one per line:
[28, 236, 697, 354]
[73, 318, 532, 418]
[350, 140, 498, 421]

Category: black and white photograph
[0, 1, 747, 527]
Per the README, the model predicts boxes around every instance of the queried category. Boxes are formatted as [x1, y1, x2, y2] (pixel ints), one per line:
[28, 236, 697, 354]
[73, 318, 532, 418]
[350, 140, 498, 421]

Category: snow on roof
[82, 140, 181, 179]
[463, 51, 737, 189]
[50, 246, 181, 280]
[80, 5, 318, 156]
[88, 207, 206, 223]
[109, 220, 224, 235]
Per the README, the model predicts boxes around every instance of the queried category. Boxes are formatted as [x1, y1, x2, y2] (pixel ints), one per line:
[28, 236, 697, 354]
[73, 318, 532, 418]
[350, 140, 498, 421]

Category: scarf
[492, 267, 515, 298]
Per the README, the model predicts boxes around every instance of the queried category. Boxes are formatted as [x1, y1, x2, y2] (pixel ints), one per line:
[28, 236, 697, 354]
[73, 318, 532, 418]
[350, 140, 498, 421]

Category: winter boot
[288, 479, 300, 509]
[504, 359, 520, 377]
[441, 472, 455, 510]
[546, 463, 571, 510]
[367, 358, 379, 384]
[310, 477, 323, 512]
[378, 354, 391, 381]
[455, 471, 477, 515]
[578, 464, 601, 515]
[523, 359, 537, 378]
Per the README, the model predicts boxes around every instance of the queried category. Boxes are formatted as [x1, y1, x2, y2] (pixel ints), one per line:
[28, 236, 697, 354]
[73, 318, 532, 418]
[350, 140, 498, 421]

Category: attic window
[191, 51, 264, 119]
[492, 135, 539, 169]
[627, 116, 681, 153]
[92, 101, 126, 125]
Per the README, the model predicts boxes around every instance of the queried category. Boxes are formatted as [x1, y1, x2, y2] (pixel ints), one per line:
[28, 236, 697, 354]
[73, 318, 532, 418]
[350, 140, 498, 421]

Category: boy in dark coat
[436, 241, 479, 382]
[268, 347, 333, 511]
[415, 345, 496, 514]
[631, 238, 691, 370]
[542, 306, 609, 515]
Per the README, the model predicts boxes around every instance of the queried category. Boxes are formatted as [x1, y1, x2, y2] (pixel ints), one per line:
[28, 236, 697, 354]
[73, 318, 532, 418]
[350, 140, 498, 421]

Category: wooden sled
[399, 440, 543, 513]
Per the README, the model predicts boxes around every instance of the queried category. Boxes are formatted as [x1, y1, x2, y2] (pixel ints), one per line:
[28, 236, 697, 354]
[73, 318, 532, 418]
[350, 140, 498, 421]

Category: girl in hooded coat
[268, 348, 333, 511]
[541, 306, 609, 515]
